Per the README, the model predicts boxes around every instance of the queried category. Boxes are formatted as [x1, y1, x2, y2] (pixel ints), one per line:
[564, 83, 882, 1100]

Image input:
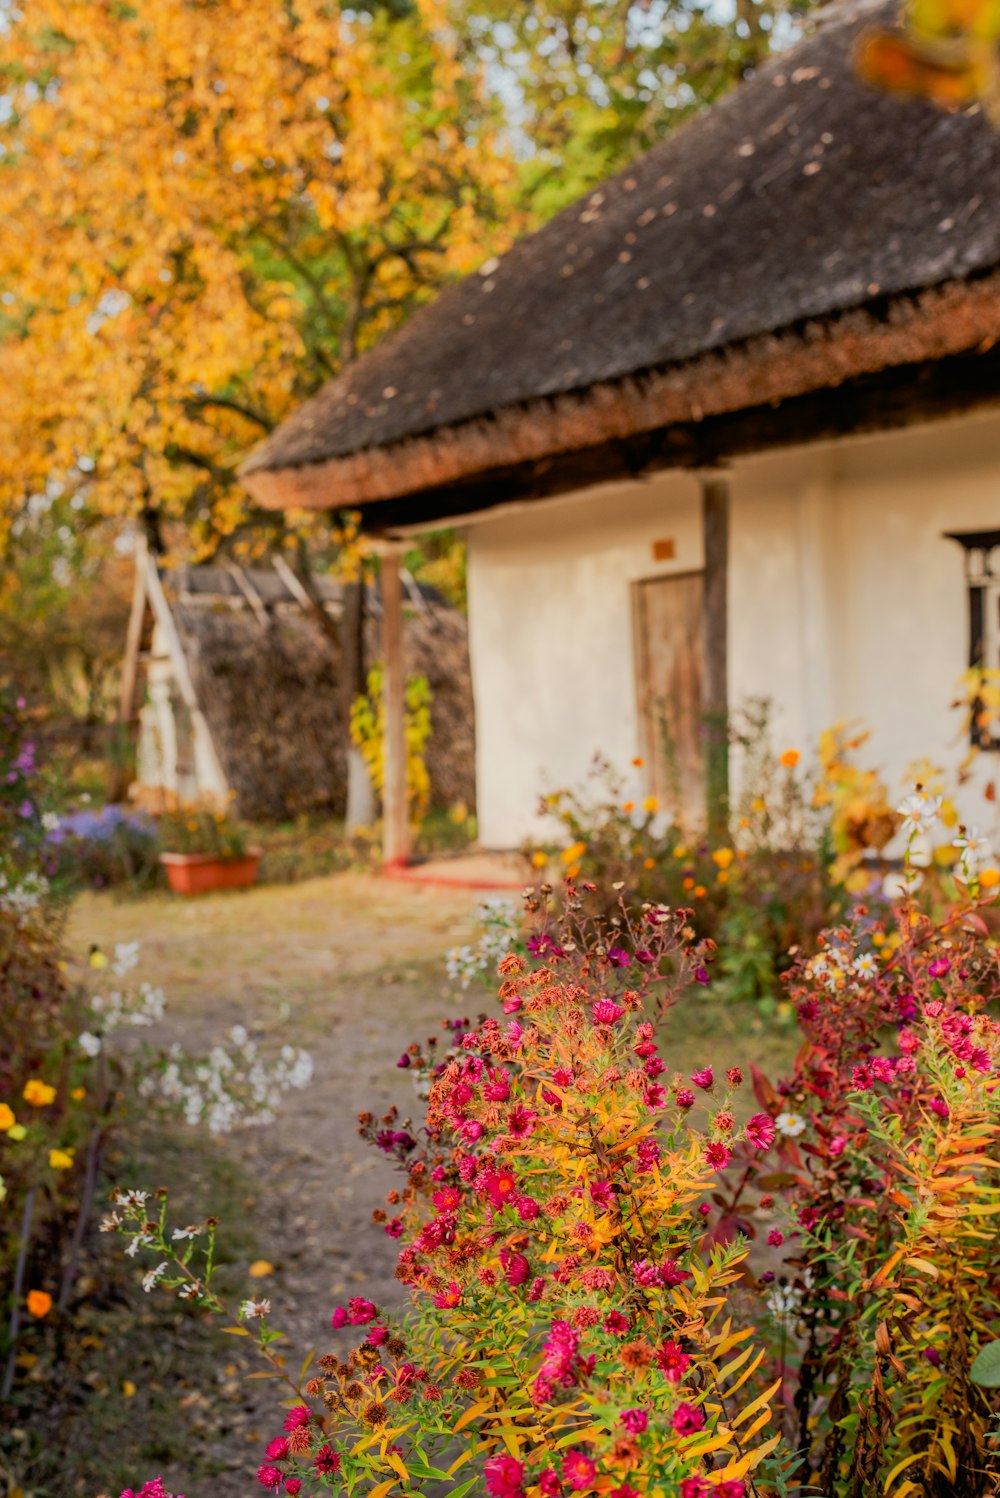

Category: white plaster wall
[466, 408, 1000, 848]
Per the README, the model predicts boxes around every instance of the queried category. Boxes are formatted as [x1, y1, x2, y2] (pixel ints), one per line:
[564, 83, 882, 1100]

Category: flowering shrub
[108, 789, 1000, 1497]
[156, 799, 248, 857]
[43, 803, 161, 890]
[351, 664, 433, 827]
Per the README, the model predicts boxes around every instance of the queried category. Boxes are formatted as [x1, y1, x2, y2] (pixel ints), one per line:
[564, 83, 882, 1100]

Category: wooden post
[701, 471, 730, 839]
[380, 541, 410, 867]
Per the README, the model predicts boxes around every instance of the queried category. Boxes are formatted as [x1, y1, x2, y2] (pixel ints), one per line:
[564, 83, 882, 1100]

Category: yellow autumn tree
[0, 0, 519, 556]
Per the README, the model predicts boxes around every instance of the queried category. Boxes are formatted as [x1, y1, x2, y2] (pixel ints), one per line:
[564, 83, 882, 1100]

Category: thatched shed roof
[242, 0, 1000, 524]
[154, 566, 475, 822]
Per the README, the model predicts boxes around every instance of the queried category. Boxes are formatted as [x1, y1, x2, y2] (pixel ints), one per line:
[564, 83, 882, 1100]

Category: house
[120, 537, 475, 821]
[240, 0, 1000, 856]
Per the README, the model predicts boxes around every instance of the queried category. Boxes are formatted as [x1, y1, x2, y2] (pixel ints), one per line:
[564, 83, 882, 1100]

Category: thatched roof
[242, 0, 1000, 522]
[162, 568, 474, 822]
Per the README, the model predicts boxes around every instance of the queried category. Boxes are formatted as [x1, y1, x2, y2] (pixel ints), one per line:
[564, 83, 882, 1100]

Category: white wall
[465, 408, 1000, 848]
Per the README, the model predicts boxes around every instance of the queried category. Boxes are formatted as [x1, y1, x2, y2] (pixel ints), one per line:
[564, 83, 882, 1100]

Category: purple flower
[607, 946, 631, 968]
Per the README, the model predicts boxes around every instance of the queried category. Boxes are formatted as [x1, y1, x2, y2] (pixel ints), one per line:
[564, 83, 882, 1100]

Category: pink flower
[485, 1168, 519, 1210]
[705, 1141, 731, 1170]
[459, 1119, 484, 1142]
[561, 1450, 597, 1491]
[507, 1104, 537, 1138]
[257, 1468, 283, 1490]
[433, 1186, 462, 1211]
[767, 1229, 784, 1247]
[726, 1066, 744, 1086]
[592, 998, 624, 1025]
[516, 1194, 541, 1221]
[679, 1481, 711, 1498]
[484, 1454, 525, 1498]
[483, 1070, 511, 1102]
[284, 1483, 301, 1495]
[604, 1310, 630, 1335]
[671, 1401, 705, 1436]
[330, 1305, 348, 1328]
[619, 1407, 648, 1434]
[365, 1323, 389, 1345]
[589, 1181, 615, 1210]
[501, 1249, 530, 1287]
[282, 1406, 312, 1433]
[313, 1447, 341, 1476]
[716, 1485, 746, 1498]
[691, 1067, 713, 1089]
[675, 1088, 696, 1110]
[265, 1438, 289, 1461]
[655, 1339, 690, 1382]
[744, 1113, 775, 1150]
[539, 1472, 561, 1496]
[433, 1281, 462, 1309]
[347, 1297, 377, 1324]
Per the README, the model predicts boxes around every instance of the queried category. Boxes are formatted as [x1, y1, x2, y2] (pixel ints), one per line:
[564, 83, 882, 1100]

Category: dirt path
[69, 873, 493, 1494]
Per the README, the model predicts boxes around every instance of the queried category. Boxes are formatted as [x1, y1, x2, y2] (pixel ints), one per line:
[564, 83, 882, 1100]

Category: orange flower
[23, 1079, 55, 1106]
[780, 748, 800, 769]
[27, 1290, 52, 1318]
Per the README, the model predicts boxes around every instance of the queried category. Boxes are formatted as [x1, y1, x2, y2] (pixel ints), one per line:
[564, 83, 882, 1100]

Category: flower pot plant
[157, 802, 260, 896]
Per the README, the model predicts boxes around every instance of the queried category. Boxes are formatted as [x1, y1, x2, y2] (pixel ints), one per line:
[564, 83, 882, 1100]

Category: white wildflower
[852, 953, 878, 980]
[142, 1261, 169, 1293]
[112, 941, 141, 977]
[239, 1297, 271, 1320]
[775, 1111, 806, 1138]
[41, 811, 61, 832]
[897, 790, 941, 835]
[78, 1030, 102, 1057]
[172, 1224, 202, 1241]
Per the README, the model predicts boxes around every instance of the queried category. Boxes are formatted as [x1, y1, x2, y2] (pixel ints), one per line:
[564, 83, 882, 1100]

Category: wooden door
[632, 572, 705, 820]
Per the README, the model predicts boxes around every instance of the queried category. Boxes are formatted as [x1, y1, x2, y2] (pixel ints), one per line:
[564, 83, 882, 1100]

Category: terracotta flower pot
[159, 849, 261, 896]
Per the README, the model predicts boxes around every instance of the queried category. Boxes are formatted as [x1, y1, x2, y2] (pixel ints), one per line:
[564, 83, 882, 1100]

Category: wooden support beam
[119, 531, 149, 726]
[701, 472, 730, 839]
[380, 542, 410, 867]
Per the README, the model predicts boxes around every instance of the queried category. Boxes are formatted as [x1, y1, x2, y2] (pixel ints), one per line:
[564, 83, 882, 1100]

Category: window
[947, 530, 1000, 750]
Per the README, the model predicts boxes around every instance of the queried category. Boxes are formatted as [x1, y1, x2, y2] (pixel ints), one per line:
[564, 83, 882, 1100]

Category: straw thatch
[242, 0, 1000, 516]
[168, 574, 474, 822]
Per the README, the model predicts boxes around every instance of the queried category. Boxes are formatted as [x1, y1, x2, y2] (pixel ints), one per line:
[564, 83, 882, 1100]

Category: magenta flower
[561, 1450, 597, 1490]
[484, 1454, 525, 1498]
[655, 1339, 690, 1382]
[282, 1406, 312, 1432]
[744, 1112, 776, 1150]
[507, 1104, 537, 1138]
[619, 1407, 648, 1434]
[347, 1297, 378, 1324]
[591, 997, 624, 1024]
[671, 1401, 705, 1436]
[257, 1468, 284, 1491]
[265, 1437, 289, 1460]
[691, 1066, 713, 1089]
[705, 1141, 731, 1170]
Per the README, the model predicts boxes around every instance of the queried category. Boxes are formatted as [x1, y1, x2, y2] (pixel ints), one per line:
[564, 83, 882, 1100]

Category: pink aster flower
[561, 1450, 597, 1491]
[655, 1339, 690, 1382]
[691, 1067, 713, 1089]
[347, 1297, 378, 1324]
[745, 1113, 776, 1150]
[484, 1454, 525, 1498]
[284, 1482, 301, 1495]
[679, 1481, 711, 1498]
[265, 1437, 289, 1461]
[705, 1141, 731, 1170]
[330, 1305, 348, 1328]
[257, 1467, 284, 1490]
[539, 1472, 561, 1497]
[619, 1408, 648, 1434]
[675, 1088, 696, 1110]
[501, 1249, 530, 1287]
[313, 1447, 341, 1476]
[282, 1406, 312, 1433]
[485, 1168, 519, 1210]
[507, 1104, 537, 1138]
[592, 998, 624, 1025]
[767, 1229, 784, 1247]
[433, 1281, 462, 1309]
[604, 1310, 630, 1335]
[671, 1401, 705, 1436]
[589, 1181, 615, 1210]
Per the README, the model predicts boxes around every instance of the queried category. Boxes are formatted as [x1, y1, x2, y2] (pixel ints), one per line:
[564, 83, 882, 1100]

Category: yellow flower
[23, 1079, 56, 1106]
[248, 1259, 274, 1278]
[694, 884, 707, 898]
[49, 1148, 74, 1170]
[567, 863, 581, 880]
[711, 847, 734, 870]
[752, 797, 767, 813]
[26, 1290, 52, 1319]
[71, 1087, 86, 1101]
[979, 866, 1000, 889]
[560, 841, 586, 865]
[530, 850, 548, 869]
[0, 1103, 15, 1131]
[7, 1124, 26, 1142]
[780, 749, 800, 769]
[717, 871, 729, 885]
[89, 949, 108, 970]
[643, 858, 655, 871]
[622, 801, 634, 814]
[674, 845, 688, 859]
[682, 877, 695, 891]
[642, 796, 658, 815]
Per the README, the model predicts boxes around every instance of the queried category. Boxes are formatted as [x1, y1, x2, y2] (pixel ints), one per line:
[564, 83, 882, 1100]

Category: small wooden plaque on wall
[652, 538, 676, 562]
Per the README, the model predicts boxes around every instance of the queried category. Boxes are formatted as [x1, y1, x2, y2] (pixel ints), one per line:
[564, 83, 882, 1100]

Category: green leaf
[970, 1340, 1000, 1386]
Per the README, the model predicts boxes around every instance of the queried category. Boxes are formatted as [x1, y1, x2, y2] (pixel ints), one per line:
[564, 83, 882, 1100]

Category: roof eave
[240, 270, 1000, 518]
